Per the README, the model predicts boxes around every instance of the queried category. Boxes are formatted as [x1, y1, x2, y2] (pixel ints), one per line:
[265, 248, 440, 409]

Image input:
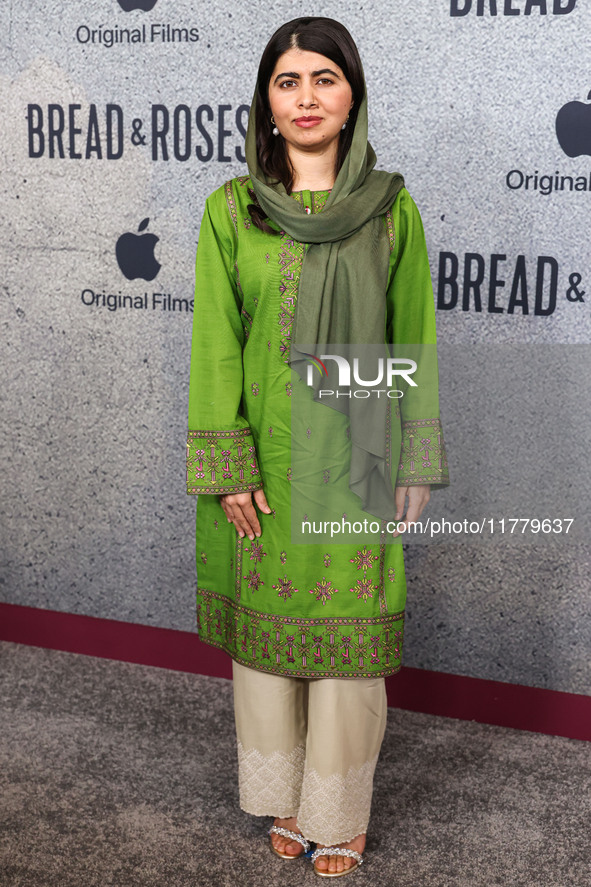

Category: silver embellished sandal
[310, 846, 364, 877]
[268, 826, 310, 860]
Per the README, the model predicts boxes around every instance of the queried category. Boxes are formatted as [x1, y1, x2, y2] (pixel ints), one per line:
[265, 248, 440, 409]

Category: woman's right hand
[219, 489, 271, 540]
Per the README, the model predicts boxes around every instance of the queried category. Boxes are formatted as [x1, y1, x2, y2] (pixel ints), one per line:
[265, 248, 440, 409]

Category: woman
[187, 17, 449, 877]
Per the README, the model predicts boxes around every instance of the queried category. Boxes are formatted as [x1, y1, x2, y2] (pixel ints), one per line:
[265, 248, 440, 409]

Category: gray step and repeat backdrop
[2, 1, 590, 695]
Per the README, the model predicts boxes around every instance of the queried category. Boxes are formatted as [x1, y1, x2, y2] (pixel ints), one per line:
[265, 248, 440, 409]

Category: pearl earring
[341, 114, 349, 131]
[271, 115, 279, 136]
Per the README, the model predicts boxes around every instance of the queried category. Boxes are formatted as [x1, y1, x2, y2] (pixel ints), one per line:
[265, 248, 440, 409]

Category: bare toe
[271, 817, 306, 858]
[314, 835, 365, 874]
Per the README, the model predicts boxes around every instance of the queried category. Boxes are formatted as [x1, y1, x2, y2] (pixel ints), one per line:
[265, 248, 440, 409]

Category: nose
[298, 80, 318, 108]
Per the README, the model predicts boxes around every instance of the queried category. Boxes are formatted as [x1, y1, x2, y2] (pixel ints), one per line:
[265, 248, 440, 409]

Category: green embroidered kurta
[187, 175, 449, 679]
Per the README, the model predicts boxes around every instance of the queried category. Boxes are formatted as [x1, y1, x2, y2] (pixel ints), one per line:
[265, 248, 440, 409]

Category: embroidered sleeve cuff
[397, 418, 450, 487]
[187, 428, 263, 495]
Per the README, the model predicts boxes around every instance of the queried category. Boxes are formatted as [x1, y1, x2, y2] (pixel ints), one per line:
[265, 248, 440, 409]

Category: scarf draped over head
[244, 73, 405, 521]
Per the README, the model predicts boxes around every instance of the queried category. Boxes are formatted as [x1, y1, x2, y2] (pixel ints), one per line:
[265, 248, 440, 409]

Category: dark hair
[248, 17, 365, 233]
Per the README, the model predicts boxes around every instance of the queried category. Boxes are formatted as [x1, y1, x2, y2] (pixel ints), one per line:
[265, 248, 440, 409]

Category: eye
[279, 79, 297, 88]
[317, 78, 334, 85]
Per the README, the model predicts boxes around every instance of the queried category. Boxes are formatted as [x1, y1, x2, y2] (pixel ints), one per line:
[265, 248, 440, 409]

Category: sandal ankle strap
[268, 826, 310, 853]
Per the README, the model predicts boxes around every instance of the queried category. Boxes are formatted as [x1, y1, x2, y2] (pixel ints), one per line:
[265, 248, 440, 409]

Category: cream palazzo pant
[232, 660, 388, 846]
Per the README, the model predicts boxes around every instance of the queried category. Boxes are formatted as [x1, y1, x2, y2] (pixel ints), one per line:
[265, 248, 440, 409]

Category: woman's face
[267, 48, 354, 158]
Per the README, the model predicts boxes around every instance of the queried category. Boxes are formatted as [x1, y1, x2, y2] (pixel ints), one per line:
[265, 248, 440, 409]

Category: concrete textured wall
[1, 0, 589, 694]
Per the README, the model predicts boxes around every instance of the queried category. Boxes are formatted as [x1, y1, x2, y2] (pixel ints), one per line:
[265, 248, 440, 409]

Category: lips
[294, 116, 323, 127]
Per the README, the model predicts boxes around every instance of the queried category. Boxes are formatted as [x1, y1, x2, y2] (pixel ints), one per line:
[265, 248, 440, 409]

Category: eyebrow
[272, 68, 341, 85]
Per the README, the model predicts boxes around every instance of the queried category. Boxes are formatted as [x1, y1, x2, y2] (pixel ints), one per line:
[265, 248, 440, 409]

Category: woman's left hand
[392, 484, 430, 537]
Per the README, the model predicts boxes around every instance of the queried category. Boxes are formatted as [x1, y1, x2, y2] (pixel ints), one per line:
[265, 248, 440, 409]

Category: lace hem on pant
[237, 741, 305, 817]
[297, 754, 380, 845]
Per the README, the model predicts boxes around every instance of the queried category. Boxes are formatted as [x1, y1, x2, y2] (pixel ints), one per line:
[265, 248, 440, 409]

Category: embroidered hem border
[187, 428, 263, 495]
[397, 417, 450, 487]
[196, 587, 404, 679]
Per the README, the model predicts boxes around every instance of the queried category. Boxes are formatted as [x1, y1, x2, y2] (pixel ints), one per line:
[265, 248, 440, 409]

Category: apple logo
[117, 0, 158, 12]
[556, 89, 591, 157]
[116, 218, 161, 281]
